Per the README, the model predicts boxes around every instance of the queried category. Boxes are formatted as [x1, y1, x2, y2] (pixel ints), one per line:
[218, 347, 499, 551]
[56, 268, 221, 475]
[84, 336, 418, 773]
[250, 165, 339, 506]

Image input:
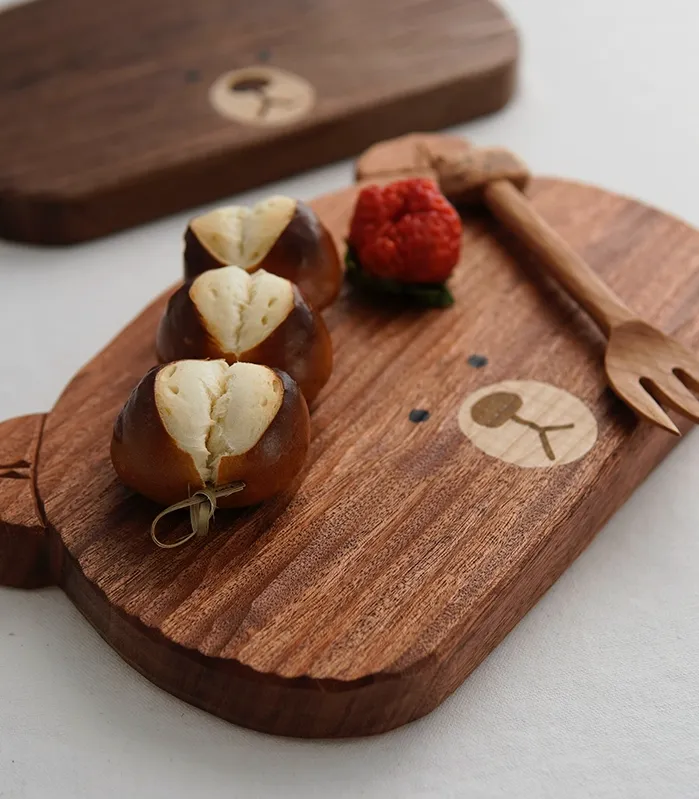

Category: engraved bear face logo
[459, 380, 598, 468]
[209, 67, 315, 126]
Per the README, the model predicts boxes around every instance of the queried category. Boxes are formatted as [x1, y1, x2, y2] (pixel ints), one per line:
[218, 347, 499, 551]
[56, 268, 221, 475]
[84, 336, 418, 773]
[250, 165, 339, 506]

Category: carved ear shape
[0, 413, 51, 589]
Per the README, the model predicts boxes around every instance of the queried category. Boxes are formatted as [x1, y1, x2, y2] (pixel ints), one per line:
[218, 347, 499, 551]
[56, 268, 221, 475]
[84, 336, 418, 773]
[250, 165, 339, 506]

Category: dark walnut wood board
[3, 145, 699, 738]
[0, 0, 517, 245]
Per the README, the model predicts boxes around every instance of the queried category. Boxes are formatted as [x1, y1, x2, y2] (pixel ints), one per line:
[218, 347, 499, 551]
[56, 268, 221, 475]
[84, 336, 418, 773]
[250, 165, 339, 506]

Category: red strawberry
[348, 178, 462, 284]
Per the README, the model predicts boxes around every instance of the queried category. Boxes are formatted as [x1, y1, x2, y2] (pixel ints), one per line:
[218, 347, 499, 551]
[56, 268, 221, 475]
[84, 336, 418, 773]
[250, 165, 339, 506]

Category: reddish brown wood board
[2, 152, 699, 737]
[0, 0, 517, 244]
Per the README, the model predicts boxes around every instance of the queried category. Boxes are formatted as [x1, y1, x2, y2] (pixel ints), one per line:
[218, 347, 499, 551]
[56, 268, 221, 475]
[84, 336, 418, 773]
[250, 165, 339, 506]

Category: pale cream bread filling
[189, 195, 296, 268]
[154, 360, 283, 483]
[190, 265, 295, 355]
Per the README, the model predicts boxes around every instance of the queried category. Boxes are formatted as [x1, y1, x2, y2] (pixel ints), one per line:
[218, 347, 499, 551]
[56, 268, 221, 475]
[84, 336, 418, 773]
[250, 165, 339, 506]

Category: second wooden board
[0, 0, 517, 244]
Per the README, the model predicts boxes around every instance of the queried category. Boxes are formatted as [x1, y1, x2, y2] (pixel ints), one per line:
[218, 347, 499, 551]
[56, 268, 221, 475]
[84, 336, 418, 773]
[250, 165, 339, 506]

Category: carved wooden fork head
[605, 320, 699, 435]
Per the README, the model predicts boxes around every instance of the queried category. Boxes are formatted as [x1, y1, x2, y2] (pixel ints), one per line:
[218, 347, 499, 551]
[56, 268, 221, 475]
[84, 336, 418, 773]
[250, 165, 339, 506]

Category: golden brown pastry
[184, 196, 342, 309]
[111, 360, 310, 507]
[156, 265, 333, 403]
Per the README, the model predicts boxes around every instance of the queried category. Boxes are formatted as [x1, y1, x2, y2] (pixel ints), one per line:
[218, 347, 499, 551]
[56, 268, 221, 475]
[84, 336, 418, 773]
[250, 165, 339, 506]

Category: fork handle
[483, 180, 635, 337]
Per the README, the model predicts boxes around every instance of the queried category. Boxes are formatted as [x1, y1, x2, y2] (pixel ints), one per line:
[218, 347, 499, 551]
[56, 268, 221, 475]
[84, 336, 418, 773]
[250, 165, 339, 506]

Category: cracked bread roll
[156, 266, 332, 403]
[111, 360, 310, 507]
[183, 196, 342, 310]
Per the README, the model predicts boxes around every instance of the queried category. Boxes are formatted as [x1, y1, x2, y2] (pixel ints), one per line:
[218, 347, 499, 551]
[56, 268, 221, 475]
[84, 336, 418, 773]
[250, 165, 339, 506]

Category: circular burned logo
[209, 66, 315, 126]
[458, 380, 597, 468]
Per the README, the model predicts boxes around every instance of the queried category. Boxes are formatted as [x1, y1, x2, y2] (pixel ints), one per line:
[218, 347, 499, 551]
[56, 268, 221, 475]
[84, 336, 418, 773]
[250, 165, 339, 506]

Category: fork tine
[606, 372, 680, 435]
[647, 375, 699, 424]
[674, 366, 699, 394]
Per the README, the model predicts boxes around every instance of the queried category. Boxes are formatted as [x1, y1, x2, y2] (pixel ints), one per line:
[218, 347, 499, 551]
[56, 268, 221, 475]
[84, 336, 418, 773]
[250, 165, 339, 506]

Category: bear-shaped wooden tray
[2, 134, 698, 738]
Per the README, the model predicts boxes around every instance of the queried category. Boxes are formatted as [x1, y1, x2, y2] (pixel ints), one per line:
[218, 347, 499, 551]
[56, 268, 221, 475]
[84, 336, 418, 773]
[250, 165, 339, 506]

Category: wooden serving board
[0, 0, 517, 244]
[2, 135, 699, 738]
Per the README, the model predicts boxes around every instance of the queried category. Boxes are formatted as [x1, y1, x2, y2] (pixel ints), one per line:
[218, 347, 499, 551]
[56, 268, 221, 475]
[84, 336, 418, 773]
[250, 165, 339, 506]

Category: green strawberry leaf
[345, 248, 454, 309]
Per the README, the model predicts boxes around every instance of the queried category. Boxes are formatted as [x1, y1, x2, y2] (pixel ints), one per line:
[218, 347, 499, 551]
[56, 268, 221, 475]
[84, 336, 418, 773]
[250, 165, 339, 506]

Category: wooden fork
[482, 180, 699, 435]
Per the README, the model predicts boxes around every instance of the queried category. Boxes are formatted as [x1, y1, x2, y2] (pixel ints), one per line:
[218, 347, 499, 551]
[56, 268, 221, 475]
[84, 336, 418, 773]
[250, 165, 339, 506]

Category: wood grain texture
[0, 0, 517, 244]
[2, 146, 699, 736]
[0, 414, 50, 588]
[483, 179, 699, 434]
[484, 179, 636, 334]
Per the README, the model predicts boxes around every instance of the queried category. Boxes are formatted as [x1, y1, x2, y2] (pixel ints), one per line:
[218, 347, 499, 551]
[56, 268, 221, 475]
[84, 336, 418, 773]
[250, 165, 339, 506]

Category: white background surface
[1, 0, 698, 796]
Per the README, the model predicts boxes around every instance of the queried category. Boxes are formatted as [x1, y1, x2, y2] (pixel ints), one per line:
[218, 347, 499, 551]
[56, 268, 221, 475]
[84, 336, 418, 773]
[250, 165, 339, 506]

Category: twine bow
[150, 482, 245, 549]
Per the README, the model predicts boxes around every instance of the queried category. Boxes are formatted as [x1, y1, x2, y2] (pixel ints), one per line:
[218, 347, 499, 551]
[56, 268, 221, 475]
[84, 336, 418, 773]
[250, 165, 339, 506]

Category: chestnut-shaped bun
[156, 266, 332, 403]
[111, 360, 310, 507]
[183, 196, 342, 309]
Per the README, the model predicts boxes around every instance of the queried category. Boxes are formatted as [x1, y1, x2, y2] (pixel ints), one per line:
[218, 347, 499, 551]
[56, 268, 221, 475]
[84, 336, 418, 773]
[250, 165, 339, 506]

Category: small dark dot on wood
[258, 49, 271, 62]
[409, 409, 430, 423]
[468, 354, 488, 368]
[184, 69, 201, 83]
